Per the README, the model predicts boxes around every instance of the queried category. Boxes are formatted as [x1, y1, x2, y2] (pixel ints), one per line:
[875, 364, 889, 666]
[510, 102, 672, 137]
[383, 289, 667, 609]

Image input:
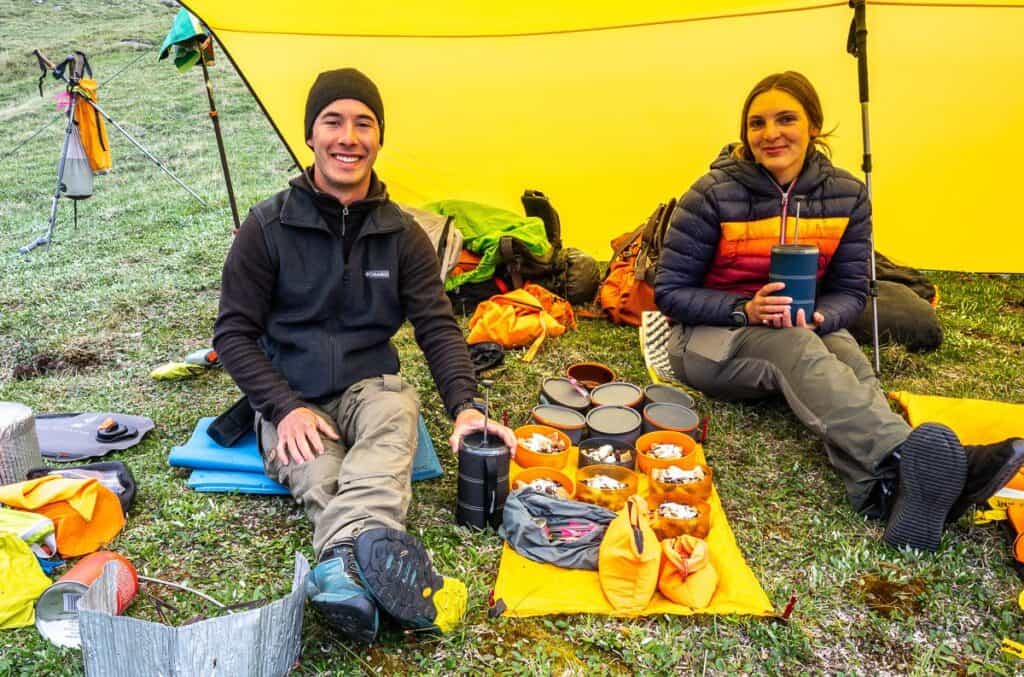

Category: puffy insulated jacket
[655, 145, 871, 335]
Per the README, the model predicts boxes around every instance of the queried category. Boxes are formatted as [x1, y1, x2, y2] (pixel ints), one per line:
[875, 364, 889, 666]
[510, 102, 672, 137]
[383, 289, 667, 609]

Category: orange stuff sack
[658, 535, 719, 609]
[598, 495, 660, 613]
[0, 475, 125, 557]
[73, 78, 112, 173]
[467, 283, 576, 361]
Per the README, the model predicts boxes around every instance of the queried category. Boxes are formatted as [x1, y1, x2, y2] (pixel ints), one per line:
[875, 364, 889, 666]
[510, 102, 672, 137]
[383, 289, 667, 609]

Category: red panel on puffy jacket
[704, 216, 849, 295]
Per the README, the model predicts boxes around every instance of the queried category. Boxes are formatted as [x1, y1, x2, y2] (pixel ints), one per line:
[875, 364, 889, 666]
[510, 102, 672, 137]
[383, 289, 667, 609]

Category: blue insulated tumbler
[769, 244, 819, 325]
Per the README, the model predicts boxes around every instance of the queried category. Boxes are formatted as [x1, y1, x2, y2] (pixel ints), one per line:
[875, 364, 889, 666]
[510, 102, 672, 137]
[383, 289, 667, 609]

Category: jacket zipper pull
[341, 205, 349, 238]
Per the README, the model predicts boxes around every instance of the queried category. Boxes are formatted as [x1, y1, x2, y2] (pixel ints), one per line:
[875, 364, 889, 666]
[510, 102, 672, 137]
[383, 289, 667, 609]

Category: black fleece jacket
[214, 170, 478, 425]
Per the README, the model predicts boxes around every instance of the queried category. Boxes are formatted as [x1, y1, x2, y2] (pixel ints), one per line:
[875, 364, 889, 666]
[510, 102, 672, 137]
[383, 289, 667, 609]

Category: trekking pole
[848, 0, 882, 376]
[33, 48, 207, 208]
[19, 94, 79, 254]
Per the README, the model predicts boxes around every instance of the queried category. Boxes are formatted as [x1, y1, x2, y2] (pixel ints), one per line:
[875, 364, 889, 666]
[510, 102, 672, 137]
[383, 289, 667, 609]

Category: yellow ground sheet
[889, 391, 1024, 445]
[491, 445, 773, 618]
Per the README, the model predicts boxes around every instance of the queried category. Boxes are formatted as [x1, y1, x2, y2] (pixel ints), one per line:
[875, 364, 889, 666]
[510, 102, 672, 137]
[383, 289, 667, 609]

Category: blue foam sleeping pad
[170, 416, 444, 494]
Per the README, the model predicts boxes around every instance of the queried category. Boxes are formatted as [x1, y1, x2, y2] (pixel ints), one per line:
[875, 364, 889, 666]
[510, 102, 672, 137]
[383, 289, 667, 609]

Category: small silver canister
[0, 402, 43, 485]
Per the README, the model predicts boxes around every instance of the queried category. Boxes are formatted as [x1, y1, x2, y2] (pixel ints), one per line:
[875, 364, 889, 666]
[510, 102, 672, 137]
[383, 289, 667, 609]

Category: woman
[654, 71, 1023, 552]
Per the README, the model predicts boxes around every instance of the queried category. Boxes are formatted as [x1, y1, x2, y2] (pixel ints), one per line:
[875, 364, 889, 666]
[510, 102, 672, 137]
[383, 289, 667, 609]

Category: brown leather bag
[599, 198, 677, 326]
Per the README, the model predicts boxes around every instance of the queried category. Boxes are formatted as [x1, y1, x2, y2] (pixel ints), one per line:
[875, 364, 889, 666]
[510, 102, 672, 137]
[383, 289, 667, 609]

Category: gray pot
[539, 377, 591, 412]
[577, 437, 636, 470]
[642, 402, 700, 438]
[531, 404, 587, 445]
[589, 382, 643, 410]
[585, 405, 642, 447]
[642, 383, 696, 410]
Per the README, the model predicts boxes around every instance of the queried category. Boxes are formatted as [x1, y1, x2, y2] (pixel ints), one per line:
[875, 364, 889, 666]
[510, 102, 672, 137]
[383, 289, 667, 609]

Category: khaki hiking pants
[257, 374, 420, 560]
[668, 325, 910, 517]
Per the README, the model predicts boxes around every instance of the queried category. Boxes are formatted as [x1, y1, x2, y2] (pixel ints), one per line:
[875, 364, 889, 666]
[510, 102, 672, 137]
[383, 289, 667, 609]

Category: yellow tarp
[492, 445, 773, 618]
[889, 391, 1024, 445]
[184, 1, 1024, 272]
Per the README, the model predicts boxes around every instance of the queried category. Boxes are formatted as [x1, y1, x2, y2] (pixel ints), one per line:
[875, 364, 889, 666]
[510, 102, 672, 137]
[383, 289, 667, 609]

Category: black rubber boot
[883, 423, 967, 552]
[354, 528, 467, 633]
[947, 438, 1024, 522]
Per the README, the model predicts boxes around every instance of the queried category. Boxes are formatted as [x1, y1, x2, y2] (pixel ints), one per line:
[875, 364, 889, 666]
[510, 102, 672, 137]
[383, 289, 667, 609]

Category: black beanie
[304, 68, 384, 144]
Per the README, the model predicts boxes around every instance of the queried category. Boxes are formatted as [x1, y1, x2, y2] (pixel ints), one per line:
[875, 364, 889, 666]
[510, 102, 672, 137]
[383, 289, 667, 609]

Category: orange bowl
[635, 430, 697, 474]
[649, 496, 711, 540]
[514, 424, 571, 469]
[648, 464, 713, 503]
[511, 466, 576, 498]
[574, 464, 638, 512]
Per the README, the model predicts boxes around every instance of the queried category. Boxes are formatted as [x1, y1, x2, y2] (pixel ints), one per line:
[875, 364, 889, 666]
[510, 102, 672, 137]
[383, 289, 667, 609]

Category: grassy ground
[2, 1, 1024, 674]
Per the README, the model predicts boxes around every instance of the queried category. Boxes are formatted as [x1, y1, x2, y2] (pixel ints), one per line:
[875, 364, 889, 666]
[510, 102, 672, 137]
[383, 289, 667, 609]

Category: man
[214, 68, 516, 644]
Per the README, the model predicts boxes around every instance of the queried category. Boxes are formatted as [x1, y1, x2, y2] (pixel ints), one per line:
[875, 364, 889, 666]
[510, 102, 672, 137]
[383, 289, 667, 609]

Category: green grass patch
[2, 1, 1023, 674]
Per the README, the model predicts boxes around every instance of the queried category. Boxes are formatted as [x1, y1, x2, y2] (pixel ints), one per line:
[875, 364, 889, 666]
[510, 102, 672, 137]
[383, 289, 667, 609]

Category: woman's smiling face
[745, 88, 819, 185]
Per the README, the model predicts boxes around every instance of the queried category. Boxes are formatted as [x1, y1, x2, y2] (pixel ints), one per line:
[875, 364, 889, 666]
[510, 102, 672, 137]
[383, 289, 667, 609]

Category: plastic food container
[585, 405, 642, 446]
[539, 377, 591, 412]
[642, 384, 696, 410]
[642, 402, 700, 437]
[635, 430, 698, 474]
[577, 437, 636, 470]
[531, 404, 587, 445]
[574, 464, 638, 512]
[649, 496, 711, 540]
[648, 463, 713, 503]
[511, 466, 576, 499]
[566, 362, 616, 390]
[513, 424, 571, 469]
[590, 382, 643, 410]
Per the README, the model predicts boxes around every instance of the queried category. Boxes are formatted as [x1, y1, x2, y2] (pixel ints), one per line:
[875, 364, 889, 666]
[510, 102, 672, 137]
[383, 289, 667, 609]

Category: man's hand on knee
[449, 409, 517, 456]
[275, 407, 339, 466]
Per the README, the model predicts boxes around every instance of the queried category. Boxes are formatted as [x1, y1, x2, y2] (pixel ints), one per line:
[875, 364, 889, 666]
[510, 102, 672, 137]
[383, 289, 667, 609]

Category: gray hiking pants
[257, 374, 419, 560]
[668, 325, 910, 516]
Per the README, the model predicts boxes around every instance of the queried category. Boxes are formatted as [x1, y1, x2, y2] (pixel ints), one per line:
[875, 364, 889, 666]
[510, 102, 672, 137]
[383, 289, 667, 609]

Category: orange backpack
[598, 197, 677, 326]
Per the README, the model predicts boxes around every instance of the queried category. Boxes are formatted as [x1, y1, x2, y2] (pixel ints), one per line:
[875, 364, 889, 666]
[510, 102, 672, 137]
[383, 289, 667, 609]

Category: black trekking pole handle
[847, 0, 869, 104]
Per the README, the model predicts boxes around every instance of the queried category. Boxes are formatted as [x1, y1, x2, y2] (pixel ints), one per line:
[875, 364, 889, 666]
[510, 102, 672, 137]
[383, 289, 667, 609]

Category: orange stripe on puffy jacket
[704, 216, 849, 296]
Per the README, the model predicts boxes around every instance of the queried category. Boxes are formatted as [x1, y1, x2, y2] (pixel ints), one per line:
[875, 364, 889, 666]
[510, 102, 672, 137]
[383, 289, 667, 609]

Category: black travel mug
[455, 432, 510, 530]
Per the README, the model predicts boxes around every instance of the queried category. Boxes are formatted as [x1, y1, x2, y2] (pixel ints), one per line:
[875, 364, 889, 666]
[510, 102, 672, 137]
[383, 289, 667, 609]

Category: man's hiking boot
[306, 541, 379, 644]
[947, 438, 1024, 522]
[883, 423, 967, 552]
[354, 527, 468, 633]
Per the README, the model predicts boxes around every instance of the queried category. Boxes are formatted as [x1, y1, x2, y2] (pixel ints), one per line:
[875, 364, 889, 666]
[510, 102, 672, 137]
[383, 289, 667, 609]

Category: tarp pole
[20, 95, 78, 254]
[848, 0, 882, 376]
[198, 42, 240, 232]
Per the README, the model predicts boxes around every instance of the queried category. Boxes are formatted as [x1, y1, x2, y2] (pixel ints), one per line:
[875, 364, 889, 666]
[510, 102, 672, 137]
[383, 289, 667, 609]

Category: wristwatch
[729, 299, 750, 327]
[453, 398, 488, 419]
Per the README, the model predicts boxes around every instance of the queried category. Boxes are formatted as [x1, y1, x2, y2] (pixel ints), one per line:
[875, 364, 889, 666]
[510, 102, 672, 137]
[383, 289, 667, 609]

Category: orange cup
[635, 430, 697, 474]
[648, 463, 713, 504]
[514, 424, 571, 469]
[648, 496, 712, 540]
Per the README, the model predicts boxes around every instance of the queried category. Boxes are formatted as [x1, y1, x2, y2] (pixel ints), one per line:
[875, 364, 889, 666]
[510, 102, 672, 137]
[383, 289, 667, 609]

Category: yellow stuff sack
[598, 495, 659, 612]
[74, 78, 111, 173]
[658, 535, 719, 609]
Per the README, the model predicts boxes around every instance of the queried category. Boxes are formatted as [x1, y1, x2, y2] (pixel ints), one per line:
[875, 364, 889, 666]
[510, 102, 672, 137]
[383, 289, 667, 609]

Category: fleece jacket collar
[278, 169, 401, 236]
[709, 143, 832, 198]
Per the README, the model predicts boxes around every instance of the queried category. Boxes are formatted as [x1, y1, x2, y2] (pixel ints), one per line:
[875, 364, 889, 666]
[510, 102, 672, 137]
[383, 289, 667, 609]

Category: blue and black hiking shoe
[884, 423, 967, 552]
[306, 542, 379, 644]
[354, 527, 468, 633]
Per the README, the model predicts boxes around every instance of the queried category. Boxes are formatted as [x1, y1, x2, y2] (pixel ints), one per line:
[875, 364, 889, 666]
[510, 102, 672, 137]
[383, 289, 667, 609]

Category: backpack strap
[499, 237, 524, 289]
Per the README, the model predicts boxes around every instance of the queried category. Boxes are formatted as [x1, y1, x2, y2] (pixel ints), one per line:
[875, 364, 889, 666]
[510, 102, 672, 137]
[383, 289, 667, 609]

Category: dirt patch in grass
[855, 573, 926, 618]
